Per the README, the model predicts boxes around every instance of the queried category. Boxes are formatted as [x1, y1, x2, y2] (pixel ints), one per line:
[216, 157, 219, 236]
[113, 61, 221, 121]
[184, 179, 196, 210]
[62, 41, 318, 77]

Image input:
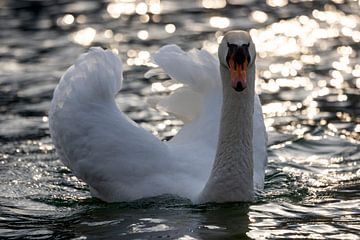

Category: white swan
[49, 30, 267, 203]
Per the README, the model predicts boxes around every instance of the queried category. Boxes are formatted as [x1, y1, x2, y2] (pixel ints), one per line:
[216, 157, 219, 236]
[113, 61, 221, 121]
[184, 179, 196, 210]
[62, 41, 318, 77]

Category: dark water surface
[1, 0, 360, 239]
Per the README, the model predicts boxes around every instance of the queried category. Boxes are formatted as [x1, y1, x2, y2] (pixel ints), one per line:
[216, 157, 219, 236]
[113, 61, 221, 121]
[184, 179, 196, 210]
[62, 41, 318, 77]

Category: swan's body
[49, 31, 267, 203]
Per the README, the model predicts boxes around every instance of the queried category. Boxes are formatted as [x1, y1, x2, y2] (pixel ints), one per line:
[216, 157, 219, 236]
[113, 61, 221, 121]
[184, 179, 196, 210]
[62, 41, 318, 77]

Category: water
[1, 0, 359, 239]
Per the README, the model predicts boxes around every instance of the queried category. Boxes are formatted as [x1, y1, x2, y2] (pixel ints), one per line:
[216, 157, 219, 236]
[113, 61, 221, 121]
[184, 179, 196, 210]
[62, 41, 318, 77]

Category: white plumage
[49, 31, 267, 203]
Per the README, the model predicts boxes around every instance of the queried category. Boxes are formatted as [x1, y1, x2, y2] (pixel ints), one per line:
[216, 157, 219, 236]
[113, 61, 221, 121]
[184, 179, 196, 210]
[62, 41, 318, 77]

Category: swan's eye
[226, 43, 250, 92]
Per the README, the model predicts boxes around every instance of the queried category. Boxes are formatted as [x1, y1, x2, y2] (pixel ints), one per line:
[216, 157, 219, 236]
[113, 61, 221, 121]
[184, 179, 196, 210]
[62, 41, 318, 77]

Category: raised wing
[152, 45, 221, 121]
[150, 45, 222, 145]
[49, 47, 169, 201]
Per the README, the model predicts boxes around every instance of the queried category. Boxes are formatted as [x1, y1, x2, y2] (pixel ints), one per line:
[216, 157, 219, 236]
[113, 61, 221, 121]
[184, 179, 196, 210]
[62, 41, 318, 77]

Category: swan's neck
[199, 64, 255, 203]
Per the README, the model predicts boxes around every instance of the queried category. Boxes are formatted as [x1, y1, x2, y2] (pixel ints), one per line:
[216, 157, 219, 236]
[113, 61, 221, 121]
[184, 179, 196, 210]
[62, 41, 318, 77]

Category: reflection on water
[0, 0, 360, 239]
[72, 27, 96, 46]
[209, 16, 230, 28]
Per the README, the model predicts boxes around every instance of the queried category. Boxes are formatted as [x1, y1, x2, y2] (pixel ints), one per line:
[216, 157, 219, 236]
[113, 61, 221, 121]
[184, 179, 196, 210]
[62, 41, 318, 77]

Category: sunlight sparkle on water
[209, 16, 230, 29]
[72, 27, 96, 46]
[104, 29, 114, 38]
[330, 70, 344, 88]
[136, 2, 148, 15]
[126, 50, 151, 66]
[151, 81, 183, 92]
[266, 0, 288, 7]
[352, 65, 360, 78]
[107, 1, 136, 18]
[114, 33, 124, 42]
[151, 82, 166, 92]
[41, 116, 48, 123]
[148, 0, 161, 14]
[38, 142, 54, 153]
[129, 218, 173, 233]
[261, 79, 279, 93]
[250, 8, 359, 58]
[58, 14, 75, 26]
[202, 0, 226, 9]
[138, 30, 149, 40]
[251, 10, 268, 23]
[263, 102, 288, 115]
[165, 24, 176, 33]
[300, 55, 321, 64]
[140, 14, 150, 23]
[76, 15, 87, 24]
[268, 60, 303, 78]
[177, 235, 198, 240]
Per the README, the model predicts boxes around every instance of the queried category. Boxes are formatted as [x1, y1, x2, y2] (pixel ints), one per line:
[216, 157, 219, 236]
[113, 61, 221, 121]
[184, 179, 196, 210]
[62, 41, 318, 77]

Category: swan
[49, 30, 267, 203]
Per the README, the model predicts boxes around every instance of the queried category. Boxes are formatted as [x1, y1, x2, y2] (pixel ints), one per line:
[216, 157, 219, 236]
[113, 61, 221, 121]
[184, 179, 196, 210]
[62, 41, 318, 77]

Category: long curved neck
[199, 63, 255, 203]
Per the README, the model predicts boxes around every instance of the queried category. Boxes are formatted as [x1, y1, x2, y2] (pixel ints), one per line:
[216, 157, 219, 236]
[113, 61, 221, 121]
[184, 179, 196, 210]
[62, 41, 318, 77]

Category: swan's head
[218, 30, 256, 92]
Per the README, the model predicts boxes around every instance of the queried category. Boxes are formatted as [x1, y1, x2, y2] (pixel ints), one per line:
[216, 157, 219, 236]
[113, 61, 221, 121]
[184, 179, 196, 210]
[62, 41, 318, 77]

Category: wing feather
[49, 47, 169, 201]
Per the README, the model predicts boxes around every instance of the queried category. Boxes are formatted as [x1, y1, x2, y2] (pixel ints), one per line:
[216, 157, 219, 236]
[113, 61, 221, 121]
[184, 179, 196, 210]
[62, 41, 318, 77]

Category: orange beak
[228, 55, 248, 92]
